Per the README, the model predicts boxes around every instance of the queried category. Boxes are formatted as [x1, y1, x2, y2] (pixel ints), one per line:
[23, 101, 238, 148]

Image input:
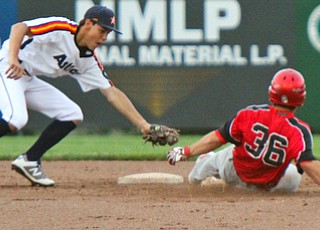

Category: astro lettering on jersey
[54, 54, 79, 74]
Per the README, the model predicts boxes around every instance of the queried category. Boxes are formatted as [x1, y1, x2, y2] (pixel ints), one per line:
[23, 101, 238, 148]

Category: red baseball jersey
[216, 104, 315, 188]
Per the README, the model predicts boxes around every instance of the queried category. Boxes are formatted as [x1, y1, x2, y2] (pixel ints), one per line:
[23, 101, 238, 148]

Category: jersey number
[245, 123, 288, 167]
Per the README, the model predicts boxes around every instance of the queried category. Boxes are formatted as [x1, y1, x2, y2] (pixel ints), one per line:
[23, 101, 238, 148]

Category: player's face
[85, 22, 111, 50]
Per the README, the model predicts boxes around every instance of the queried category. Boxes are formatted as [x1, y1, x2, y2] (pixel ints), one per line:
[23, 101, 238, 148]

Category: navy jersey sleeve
[289, 118, 317, 173]
[217, 116, 242, 146]
[288, 118, 317, 163]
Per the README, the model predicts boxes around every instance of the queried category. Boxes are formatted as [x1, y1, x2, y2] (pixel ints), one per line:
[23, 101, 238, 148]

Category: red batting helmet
[268, 68, 306, 107]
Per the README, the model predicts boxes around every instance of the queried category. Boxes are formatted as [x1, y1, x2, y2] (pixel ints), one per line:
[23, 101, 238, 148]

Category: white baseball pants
[188, 145, 302, 192]
[0, 65, 83, 130]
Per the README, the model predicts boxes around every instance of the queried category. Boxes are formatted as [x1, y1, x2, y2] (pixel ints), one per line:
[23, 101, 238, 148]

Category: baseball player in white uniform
[0, 5, 153, 187]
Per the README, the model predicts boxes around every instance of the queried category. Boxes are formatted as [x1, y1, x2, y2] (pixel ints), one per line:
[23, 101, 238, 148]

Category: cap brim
[100, 24, 122, 34]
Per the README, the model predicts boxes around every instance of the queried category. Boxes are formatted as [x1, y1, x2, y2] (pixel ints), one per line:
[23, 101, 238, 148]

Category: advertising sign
[13, 0, 314, 131]
[75, 0, 294, 129]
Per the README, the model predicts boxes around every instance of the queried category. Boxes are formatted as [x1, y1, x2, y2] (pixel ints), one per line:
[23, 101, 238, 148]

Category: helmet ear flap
[268, 68, 306, 107]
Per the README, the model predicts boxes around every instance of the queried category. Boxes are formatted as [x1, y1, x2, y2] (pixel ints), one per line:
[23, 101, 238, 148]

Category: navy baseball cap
[84, 5, 122, 34]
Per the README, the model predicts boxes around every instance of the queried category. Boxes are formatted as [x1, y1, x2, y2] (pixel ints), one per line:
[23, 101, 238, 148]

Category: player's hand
[167, 147, 187, 165]
[139, 120, 151, 135]
[5, 60, 27, 80]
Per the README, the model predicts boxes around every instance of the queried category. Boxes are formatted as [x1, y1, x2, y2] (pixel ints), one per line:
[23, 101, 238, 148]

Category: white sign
[75, 0, 288, 67]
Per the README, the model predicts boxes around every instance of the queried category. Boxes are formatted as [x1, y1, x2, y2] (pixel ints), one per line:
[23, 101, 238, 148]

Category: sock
[0, 118, 11, 137]
[26, 120, 77, 161]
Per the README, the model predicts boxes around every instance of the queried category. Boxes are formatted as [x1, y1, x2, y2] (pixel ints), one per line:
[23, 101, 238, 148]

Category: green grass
[0, 134, 202, 161]
[1, 134, 319, 160]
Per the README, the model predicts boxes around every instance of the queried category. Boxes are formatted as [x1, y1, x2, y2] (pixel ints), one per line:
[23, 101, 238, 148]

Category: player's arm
[167, 115, 235, 165]
[299, 160, 320, 185]
[188, 131, 224, 157]
[167, 130, 224, 165]
[100, 86, 151, 134]
[6, 22, 33, 79]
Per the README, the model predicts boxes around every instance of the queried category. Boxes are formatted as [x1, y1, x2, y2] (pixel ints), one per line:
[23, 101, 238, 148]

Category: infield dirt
[0, 161, 319, 230]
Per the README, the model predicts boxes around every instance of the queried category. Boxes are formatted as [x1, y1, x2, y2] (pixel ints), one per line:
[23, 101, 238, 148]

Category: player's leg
[188, 145, 235, 184]
[188, 152, 220, 185]
[12, 77, 83, 186]
[24, 77, 83, 161]
[0, 71, 30, 136]
[0, 71, 52, 186]
[270, 164, 302, 192]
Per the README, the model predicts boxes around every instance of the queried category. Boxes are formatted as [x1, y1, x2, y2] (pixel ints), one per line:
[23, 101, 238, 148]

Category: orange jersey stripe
[93, 52, 114, 86]
[93, 52, 105, 70]
[30, 21, 77, 35]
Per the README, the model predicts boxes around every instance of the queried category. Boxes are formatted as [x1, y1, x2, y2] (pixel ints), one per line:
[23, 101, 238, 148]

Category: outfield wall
[1, 0, 320, 132]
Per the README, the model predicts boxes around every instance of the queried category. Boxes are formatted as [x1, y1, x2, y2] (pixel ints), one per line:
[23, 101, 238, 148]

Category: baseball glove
[143, 124, 180, 146]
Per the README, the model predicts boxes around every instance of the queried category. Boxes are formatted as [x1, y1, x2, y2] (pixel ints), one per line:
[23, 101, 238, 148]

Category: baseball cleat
[11, 154, 55, 187]
[200, 176, 226, 188]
